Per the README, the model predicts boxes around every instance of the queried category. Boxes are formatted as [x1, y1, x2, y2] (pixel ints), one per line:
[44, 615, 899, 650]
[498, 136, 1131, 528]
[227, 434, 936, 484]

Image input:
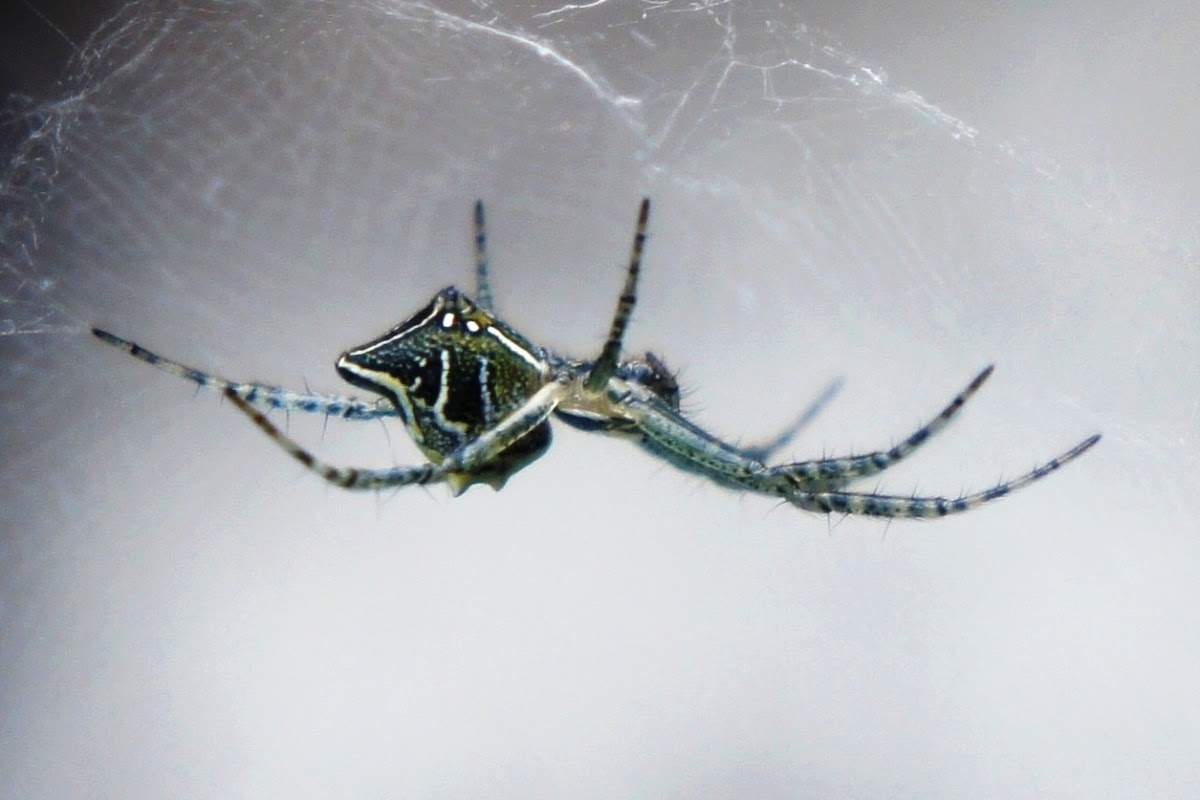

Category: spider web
[2, 1, 1198, 797]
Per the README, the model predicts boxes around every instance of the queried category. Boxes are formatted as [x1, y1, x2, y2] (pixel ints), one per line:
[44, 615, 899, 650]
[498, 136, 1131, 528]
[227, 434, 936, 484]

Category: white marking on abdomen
[479, 355, 493, 423]
[349, 299, 444, 355]
[487, 326, 544, 370]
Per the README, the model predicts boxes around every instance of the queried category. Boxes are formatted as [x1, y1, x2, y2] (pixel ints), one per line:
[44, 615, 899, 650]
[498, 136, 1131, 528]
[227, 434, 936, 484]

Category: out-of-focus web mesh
[1, 5, 1197, 796]
[1, 0, 1172, 336]
[0, 0, 1191, 465]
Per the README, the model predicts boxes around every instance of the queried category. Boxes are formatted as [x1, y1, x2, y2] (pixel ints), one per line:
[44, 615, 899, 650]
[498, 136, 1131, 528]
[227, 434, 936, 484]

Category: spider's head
[618, 351, 680, 410]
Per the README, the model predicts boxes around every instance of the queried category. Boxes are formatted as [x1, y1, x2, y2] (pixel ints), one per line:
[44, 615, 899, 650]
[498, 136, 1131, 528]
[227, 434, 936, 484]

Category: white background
[1, 1, 1196, 797]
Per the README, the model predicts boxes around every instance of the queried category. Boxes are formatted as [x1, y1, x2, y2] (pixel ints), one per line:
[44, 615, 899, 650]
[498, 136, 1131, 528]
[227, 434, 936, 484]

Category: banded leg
[588, 198, 650, 390]
[223, 380, 567, 490]
[620, 380, 1099, 517]
[625, 366, 990, 493]
[761, 365, 993, 490]
[473, 199, 494, 311]
[733, 377, 844, 462]
[93, 328, 395, 421]
[780, 434, 1100, 517]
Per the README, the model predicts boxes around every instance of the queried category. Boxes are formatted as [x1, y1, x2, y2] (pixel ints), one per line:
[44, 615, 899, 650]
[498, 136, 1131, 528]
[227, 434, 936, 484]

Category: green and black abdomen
[336, 287, 551, 465]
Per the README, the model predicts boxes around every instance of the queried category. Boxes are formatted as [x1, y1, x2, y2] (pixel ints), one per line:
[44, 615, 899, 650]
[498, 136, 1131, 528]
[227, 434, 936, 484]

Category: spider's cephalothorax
[94, 199, 1100, 518]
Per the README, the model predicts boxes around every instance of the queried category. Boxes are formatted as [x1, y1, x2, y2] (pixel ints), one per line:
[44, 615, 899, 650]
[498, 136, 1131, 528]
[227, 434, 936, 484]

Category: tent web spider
[93, 199, 1099, 517]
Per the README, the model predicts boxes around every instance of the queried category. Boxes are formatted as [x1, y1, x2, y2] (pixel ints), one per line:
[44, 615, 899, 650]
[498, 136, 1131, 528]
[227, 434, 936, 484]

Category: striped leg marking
[224, 390, 441, 490]
[93, 328, 395, 421]
[767, 366, 993, 490]
[783, 434, 1100, 517]
[473, 199, 494, 312]
[588, 198, 650, 390]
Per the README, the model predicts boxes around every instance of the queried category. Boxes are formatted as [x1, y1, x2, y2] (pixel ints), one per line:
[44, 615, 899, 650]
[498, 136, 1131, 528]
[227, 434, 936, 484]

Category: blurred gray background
[1, 1, 1196, 797]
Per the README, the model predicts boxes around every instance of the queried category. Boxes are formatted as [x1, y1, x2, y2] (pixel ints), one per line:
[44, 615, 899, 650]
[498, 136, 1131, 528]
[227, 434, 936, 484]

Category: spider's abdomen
[335, 286, 550, 464]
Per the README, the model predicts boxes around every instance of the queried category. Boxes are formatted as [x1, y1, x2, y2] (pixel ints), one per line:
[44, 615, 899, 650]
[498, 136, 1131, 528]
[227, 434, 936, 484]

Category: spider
[93, 199, 1099, 517]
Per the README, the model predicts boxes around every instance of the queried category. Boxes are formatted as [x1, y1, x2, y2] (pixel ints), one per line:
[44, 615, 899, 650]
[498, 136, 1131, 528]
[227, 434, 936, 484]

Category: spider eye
[619, 352, 680, 409]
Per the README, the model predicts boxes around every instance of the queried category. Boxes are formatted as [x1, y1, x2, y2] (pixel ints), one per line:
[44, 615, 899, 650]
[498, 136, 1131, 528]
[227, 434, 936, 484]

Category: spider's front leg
[614, 384, 778, 488]
[757, 365, 994, 490]
[615, 382, 1099, 518]
[777, 433, 1100, 517]
[223, 380, 567, 491]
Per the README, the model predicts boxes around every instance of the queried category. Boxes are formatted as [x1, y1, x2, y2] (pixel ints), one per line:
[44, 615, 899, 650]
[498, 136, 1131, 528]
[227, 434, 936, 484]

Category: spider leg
[760, 365, 993, 489]
[618, 366, 988, 490]
[587, 198, 650, 390]
[93, 328, 396, 421]
[225, 389, 440, 489]
[780, 434, 1100, 517]
[473, 199, 494, 312]
[616, 380, 1098, 516]
[733, 376, 844, 462]
[222, 380, 566, 490]
[618, 386, 777, 487]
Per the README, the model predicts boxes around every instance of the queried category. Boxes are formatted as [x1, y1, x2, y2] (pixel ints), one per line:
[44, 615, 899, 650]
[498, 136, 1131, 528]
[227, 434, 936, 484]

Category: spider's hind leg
[92, 328, 396, 421]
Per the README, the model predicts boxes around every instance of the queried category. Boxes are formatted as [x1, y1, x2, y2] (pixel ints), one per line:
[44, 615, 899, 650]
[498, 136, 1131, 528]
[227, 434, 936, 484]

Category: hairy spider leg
[622, 384, 785, 486]
[223, 380, 567, 491]
[587, 197, 651, 390]
[623, 366, 991, 489]
[92, 328, 396, 421]
[764, 365, 995, 490]
[618, 376, 1099, 517]
[733, 376, 845, 463]
[473, 199, 494, 312]
[781, 434, 1101, 517]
